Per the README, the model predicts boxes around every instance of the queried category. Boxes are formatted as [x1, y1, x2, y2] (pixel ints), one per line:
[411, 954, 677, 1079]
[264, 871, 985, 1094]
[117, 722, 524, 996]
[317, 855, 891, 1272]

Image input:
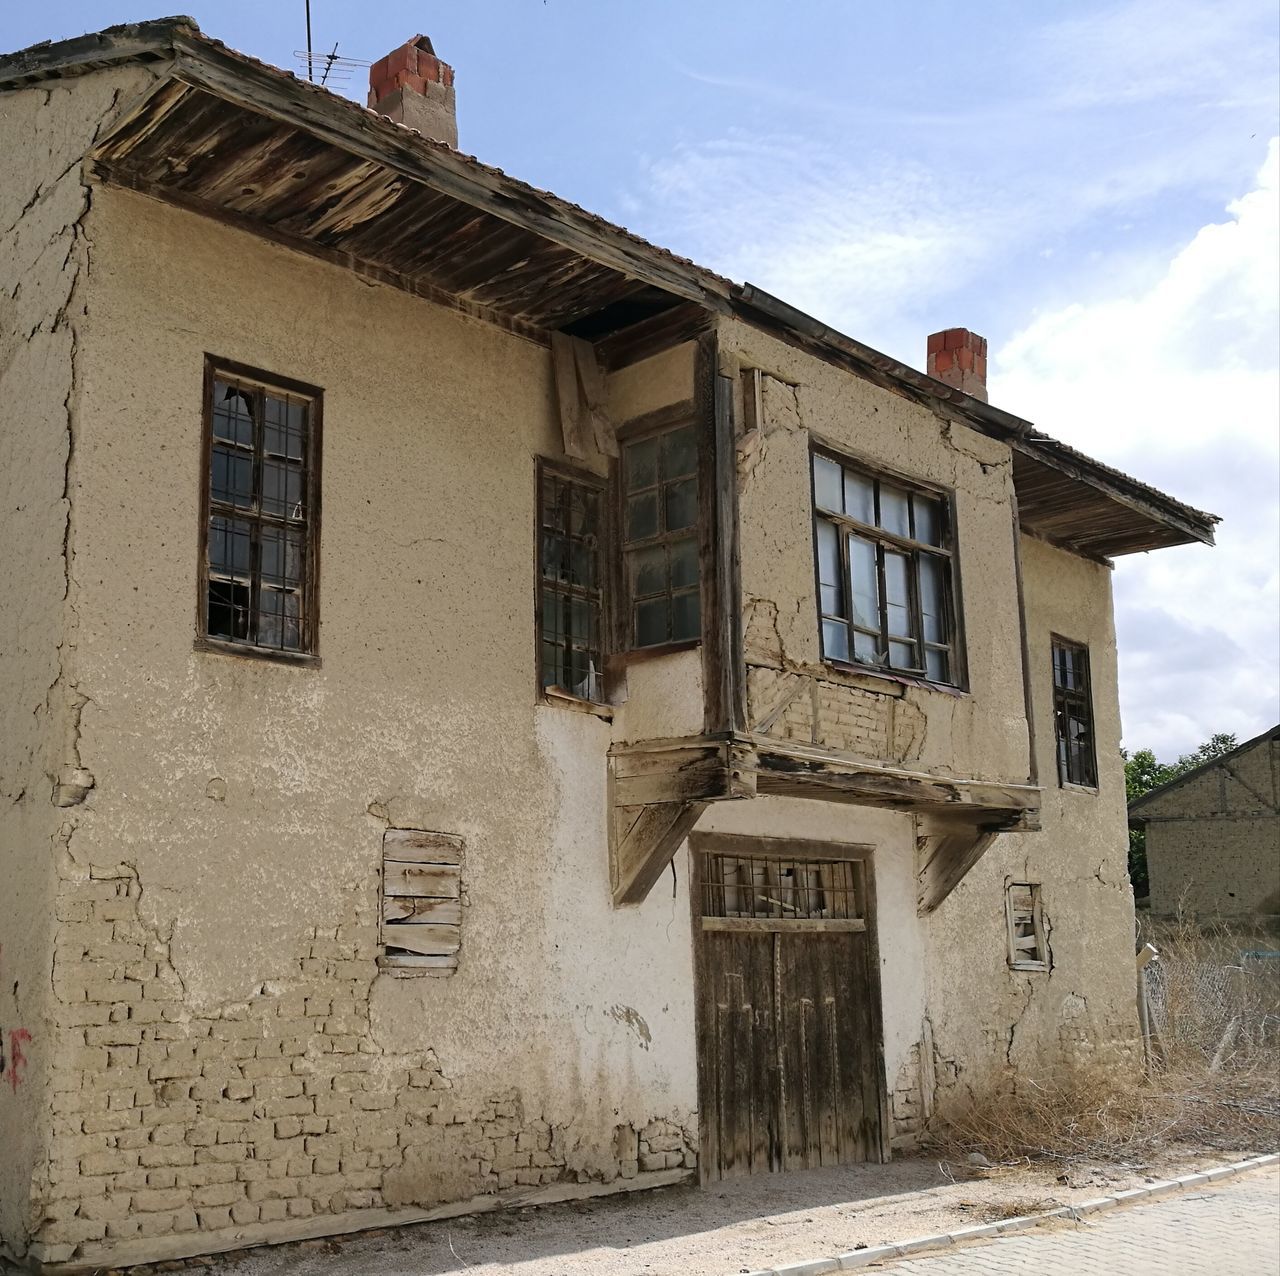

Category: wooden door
[694, 842, 885, 1179]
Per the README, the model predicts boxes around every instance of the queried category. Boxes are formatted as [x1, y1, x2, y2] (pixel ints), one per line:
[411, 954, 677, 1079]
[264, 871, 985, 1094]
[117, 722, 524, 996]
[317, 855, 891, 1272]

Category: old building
[0, 18, 1219, 1271]
[1131, 727, 1280, 918]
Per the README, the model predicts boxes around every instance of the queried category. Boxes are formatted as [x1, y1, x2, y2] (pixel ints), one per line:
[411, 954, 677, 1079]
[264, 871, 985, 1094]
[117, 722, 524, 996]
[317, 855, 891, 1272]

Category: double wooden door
[693, 840, 885, 1179]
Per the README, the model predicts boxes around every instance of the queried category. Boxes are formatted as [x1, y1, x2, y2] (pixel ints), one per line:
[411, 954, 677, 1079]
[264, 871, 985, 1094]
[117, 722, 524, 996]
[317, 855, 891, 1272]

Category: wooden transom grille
[700, 853, 866, 930]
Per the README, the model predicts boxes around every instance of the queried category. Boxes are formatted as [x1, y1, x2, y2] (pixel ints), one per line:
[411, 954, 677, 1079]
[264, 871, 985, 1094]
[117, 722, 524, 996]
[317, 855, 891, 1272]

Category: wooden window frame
[614, 402, 704, 657]
[1051, 635, 1098, 789]
[196, 355, 322, 666]
[809, 444, 961, 687]
[535, 458, 610, 713]
[1005, 881, 1049, 971]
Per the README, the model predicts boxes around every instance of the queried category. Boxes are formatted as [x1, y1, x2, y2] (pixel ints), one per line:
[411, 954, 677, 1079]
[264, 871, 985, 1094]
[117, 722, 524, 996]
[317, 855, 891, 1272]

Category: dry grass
[933, 914, 1280, 1169]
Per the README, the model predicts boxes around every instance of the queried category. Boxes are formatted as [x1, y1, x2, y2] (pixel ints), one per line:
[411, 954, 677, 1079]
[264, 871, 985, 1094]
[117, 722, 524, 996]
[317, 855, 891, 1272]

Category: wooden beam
[916, 819, 1004, 914]
[611, 801, 706, 907]
[749, 739, 1041, 823]
[689, 832, 874, 862]
[609, 739, 756, 808]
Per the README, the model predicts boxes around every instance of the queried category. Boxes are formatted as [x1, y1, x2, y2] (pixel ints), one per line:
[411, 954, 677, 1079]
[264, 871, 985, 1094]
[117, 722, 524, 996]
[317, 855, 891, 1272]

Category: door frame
[688, 831, 893, 1179]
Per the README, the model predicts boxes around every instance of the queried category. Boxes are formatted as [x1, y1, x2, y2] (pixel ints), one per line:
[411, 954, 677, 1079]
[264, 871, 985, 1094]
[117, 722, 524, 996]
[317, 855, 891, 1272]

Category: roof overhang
[0, 17, 1219, 559]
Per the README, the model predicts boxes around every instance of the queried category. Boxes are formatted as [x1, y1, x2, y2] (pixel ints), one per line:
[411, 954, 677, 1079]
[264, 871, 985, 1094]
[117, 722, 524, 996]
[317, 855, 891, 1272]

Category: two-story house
[0, 19, 1218, 1271]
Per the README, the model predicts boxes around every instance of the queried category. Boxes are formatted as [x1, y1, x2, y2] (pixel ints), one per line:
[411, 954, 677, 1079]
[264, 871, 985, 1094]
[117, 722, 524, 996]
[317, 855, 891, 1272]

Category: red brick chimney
[368, 35, 457, 148]
[927, 328, 988, 403]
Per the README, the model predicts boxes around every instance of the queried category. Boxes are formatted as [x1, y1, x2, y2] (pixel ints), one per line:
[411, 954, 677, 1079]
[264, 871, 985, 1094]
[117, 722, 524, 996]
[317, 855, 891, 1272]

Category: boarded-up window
[1006, 882, 1048, 970]
[379, 829, 463, 976]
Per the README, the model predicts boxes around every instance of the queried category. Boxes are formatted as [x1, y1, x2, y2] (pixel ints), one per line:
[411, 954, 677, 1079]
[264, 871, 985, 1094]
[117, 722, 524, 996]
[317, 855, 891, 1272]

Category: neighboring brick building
[1131, 726, 1280, 918]
[1, 18, 1218, 1271]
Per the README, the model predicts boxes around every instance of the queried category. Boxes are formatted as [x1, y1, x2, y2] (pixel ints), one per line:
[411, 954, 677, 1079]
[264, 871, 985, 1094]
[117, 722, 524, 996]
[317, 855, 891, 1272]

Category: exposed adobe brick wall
[746, 666, 926, 764]
[29, 860, 695, 1265]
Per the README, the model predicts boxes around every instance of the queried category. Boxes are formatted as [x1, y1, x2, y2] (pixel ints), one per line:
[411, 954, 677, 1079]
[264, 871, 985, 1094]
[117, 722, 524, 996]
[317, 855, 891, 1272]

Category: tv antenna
[297, 1, 370, 87]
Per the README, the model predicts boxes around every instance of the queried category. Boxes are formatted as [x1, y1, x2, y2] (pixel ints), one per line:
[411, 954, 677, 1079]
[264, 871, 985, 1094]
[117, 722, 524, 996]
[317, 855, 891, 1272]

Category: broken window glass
[1052, 638, 1098, 788]
[538, 464, 604, 703]
[622, 420, 701, 649]
[812, 450, 956, 683]
[203, 366, 316, 656]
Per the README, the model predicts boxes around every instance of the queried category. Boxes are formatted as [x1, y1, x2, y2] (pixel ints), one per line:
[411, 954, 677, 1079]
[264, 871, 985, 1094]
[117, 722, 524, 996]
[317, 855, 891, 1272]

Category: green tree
[1123, 732, 1237, 900]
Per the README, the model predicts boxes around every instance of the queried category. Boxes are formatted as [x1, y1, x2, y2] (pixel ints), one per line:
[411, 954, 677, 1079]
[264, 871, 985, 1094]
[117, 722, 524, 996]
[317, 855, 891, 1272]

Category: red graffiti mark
[2, 1028, 32, 1093]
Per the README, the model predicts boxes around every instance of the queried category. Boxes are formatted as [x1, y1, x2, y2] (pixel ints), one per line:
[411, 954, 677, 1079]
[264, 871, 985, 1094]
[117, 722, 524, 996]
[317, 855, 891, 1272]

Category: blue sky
[4, 2, 1277, 758]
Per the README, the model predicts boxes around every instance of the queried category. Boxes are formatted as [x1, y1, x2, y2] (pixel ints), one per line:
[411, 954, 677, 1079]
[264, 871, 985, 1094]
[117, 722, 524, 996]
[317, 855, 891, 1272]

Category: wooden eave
[2, 18, 1222, 555]
[1012, 439, 1218, 559]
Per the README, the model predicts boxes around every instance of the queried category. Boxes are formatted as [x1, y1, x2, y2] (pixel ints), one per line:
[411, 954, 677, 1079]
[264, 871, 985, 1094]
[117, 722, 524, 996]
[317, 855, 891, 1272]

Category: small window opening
[1006, 881, 1048, 970]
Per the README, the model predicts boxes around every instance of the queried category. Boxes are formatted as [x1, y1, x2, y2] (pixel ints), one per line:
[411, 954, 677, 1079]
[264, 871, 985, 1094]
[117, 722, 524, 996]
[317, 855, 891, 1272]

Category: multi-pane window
[1005, 882, 1048, 971]
[538, 463, 603, 702]
[622, 421, 701, 648]
[811, 451, 956, 683]
[201, 363, 318, 656]
[1052, 638, 1097, 787]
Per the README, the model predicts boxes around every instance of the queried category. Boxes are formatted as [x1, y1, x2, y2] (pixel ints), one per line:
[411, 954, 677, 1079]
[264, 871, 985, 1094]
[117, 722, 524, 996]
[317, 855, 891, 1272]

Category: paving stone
[877, 1166, 1279, 1275]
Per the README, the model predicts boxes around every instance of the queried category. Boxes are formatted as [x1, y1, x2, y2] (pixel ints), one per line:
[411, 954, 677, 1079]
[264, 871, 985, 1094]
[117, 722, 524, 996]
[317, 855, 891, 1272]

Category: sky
[3, 1, 1277, 759]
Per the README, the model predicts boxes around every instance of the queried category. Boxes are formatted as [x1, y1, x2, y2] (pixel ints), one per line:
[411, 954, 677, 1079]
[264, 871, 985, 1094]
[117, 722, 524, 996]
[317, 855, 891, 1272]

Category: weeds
[933, 914, 1280, 1167]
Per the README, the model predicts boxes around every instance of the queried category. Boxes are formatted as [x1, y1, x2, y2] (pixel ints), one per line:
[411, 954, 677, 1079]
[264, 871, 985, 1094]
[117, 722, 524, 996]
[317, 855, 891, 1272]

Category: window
[1005, 882, 1048, 970]
[379, 828, 463, 977]
[537, 462, 604, 702]
[811, 450, 956, 682]
[1052, 638, 1097, 787]
[200, 361, 320, 657]
[621, 420, 701, 648]
[700, 851, 865, 925]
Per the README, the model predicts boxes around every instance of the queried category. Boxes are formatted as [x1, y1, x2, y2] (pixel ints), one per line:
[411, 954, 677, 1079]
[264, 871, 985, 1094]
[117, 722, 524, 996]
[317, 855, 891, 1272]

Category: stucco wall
[717, 318, 1030, 785]
[24, 180, 701, 1267]
[1143, 738, 1280, 915]
[0, 68, 158, 1261]
[923, 534, 1137, 1110]
[7, 66, 1155, 1268]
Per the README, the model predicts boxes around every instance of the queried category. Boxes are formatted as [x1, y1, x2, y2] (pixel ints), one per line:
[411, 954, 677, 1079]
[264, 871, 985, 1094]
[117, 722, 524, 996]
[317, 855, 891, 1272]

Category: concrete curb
[743, 1152, 1280, 1276]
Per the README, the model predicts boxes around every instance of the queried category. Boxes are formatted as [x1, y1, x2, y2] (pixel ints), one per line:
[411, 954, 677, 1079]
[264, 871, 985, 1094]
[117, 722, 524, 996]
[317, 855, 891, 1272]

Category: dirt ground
[155, 1150, 1256, 1276]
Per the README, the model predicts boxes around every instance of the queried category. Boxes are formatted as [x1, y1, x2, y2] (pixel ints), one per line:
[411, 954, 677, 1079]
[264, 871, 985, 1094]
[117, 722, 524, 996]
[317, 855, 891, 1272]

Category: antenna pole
[304, 0, 314, 80]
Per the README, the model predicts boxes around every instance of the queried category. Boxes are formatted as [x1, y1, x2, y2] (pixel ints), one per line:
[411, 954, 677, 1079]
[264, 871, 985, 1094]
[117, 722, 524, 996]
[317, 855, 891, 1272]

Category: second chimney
[927, 328, 988, 402]
[368, 36, 458, 148]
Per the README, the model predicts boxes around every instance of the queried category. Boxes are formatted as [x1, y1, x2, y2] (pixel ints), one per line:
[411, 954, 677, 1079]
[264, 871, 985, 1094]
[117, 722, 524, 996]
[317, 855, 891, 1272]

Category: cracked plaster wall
[921, 534, 1137, 1120]
[717, 317, 1028, 784]
[0, 68, 157, 1260]
[15, 171, 699, 1267]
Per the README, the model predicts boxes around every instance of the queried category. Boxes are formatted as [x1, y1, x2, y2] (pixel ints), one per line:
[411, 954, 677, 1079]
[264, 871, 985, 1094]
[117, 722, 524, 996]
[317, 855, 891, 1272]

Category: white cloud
[993, 140, 1280, 757]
